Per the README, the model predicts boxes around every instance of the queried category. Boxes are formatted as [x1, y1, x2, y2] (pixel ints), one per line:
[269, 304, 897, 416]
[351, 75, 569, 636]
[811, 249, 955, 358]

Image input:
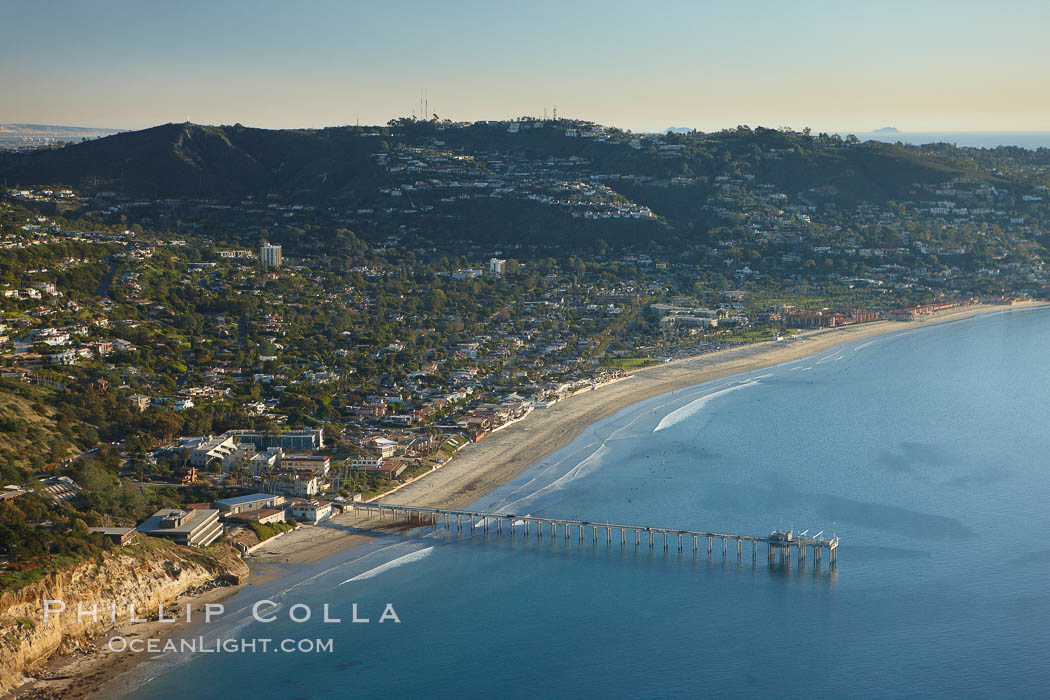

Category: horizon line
[5, 118, 1050, 137]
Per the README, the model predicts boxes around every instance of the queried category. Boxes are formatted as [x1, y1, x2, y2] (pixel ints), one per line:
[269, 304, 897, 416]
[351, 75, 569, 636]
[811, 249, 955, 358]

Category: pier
[353, 502, 838, 571]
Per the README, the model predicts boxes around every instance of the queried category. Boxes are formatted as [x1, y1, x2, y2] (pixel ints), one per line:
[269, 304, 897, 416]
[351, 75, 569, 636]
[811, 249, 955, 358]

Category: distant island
[873, 126, 900, 133]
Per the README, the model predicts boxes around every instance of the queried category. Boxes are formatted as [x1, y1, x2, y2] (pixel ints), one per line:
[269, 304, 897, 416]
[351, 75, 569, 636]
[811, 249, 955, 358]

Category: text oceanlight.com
[108, 637, 335, 654]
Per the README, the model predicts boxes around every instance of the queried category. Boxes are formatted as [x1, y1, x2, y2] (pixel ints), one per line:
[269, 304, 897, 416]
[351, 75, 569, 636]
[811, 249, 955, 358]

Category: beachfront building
[136, 508, 223, 547]
[350, 457, 408, 480]
[215, 492, 285, 515]
[288, 500, 332, 523]
[226, 508, 286, 525]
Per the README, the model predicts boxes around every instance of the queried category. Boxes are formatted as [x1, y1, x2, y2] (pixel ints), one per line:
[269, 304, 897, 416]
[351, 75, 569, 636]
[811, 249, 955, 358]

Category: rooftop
[89, 526, 136, 536]
[228, 508, 285, 522]
[137, 508, 219, 536]
[215, 492, 278, 506]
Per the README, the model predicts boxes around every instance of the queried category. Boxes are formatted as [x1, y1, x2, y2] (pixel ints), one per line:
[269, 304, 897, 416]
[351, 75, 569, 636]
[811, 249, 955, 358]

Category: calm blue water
[116, 308, 1050, 698]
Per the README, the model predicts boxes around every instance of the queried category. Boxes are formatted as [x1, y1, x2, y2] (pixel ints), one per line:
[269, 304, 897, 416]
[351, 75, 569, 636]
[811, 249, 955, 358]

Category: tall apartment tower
[489, 257, 506, 276]
[260, 242, 282, 269]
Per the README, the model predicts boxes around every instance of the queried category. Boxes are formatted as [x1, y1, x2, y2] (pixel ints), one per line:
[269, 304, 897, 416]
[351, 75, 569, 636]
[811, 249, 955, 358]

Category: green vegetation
[243, 519, 295, 542]
[4, 119, 1041, 248]
[611, 357, 659, 370]
[2, 117, 1050, 583]
[719, 329, 784, 343]
[0, 554, 84, 593]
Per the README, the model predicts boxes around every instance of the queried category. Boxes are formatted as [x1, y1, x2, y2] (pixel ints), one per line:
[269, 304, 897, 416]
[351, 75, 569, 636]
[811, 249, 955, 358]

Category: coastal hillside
[0, 380, 87, 476]
[0, 122, 386, 200]
[0, 118, 1026, 247]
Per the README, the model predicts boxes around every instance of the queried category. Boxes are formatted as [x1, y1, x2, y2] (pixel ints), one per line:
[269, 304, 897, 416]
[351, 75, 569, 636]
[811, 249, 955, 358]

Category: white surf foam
[339, 546, 434, 585]
[488, 377, 752, 511]
[267, 541, 410, 600]
[495, 443, 612, 511]
[653, 380, 759, 432]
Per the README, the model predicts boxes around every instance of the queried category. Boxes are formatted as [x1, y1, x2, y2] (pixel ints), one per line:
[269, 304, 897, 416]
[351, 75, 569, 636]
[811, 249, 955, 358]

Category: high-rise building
[489, 257, 506, 276]
[260, 242, 282, 269]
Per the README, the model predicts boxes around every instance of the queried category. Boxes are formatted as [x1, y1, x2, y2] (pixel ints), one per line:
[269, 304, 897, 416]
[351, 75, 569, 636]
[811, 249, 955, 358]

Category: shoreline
[374, 301, 1049, 511]
[242, 301, 1049, 567]
[19, 301, 1045, 699]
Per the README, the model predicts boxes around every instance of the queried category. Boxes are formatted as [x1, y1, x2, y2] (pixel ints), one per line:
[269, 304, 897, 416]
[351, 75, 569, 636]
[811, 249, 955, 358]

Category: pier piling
[354, 503, 839, 573]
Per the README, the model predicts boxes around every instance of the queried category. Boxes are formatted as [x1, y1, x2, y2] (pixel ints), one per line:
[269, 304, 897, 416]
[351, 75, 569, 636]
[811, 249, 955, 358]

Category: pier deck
[353, 502, 838, 570]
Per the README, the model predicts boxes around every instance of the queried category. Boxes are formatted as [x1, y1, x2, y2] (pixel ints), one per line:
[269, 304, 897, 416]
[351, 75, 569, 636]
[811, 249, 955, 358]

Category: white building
[280, 454, 331, 475]
[366, 437, 398, 458]
[248, 449, 282, 474]
[264, 473, 323, 498]
[128, 394, 151, 412]
[489, 258, 506, 276]
[136, 508, 223, 547]
[260, 242, 282, 269]
[184, 435, 256, 473]
[288, 500, 332, 523]
[351, 456, 385, 469]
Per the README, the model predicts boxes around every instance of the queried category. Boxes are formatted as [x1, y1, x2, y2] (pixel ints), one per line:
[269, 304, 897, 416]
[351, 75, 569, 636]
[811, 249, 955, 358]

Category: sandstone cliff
[0, 538, 247, 695]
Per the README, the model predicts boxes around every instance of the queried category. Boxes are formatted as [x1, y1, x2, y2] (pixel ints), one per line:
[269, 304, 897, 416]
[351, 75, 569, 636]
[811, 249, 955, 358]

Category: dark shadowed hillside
[0, 119, 1032, 247]
[0, 123, 385, 200]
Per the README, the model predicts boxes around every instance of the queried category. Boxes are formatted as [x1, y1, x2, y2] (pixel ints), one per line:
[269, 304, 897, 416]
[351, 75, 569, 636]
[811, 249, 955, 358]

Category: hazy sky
[3, 0, 1049, 132]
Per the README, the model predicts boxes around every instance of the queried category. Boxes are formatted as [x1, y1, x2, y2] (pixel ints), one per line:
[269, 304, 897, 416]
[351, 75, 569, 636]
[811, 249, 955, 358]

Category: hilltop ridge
[1, 117, 1019, 247]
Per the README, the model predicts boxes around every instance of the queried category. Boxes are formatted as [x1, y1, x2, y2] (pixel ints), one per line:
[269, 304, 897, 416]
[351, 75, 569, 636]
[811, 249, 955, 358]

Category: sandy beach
[246, 301, 1048, 568]
[21, 301, 1042, 700]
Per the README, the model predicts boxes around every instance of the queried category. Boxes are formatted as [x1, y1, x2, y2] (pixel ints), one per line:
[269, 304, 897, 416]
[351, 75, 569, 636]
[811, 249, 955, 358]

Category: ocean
[114, 307, 1050, 698]
[847, 131, 1050, 149]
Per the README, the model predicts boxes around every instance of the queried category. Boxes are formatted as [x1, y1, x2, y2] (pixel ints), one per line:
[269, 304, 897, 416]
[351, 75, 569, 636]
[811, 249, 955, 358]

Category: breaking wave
[339, 547, 434, 585]
[653, 380, 760, 432]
